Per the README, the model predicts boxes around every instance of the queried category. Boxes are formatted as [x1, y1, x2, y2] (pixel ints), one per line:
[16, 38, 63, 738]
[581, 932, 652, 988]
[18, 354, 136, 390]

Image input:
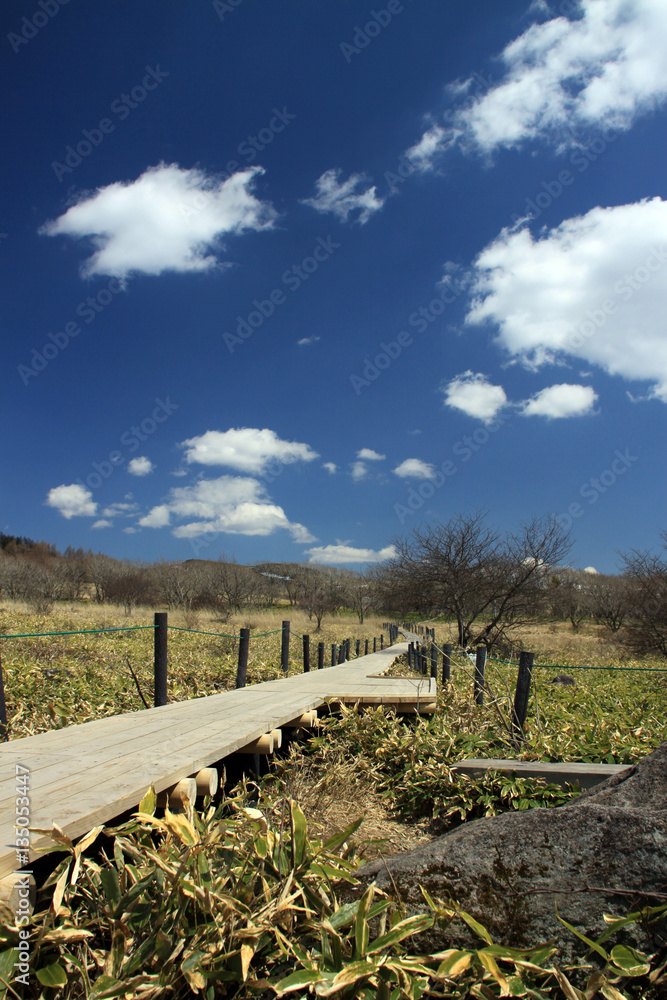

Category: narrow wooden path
[0, 642, 434, 881]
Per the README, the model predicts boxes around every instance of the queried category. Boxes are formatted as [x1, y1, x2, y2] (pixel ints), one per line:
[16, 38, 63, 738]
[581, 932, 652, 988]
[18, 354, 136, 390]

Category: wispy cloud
[307, 543, 397, 565]
[406, 0, 667, 168]
[301, 168, 384, 224]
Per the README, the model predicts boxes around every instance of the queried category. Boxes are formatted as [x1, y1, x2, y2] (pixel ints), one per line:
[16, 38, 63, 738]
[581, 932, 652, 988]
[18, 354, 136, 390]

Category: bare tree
[377, 511, 571, 651]
[548, 569, 593, 630]
[587, 573, 631, 633]
[619, 536, 667, 657]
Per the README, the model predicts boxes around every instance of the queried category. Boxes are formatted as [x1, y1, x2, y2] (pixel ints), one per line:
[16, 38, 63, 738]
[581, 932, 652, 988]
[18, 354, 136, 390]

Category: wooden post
[373, 637, 377, 652]
[430, 642, 437, 679]
[346, 638, 351, 659]
[236, 627, 250, 688]
[154, 612, 168, 707]
[331, 643, 336, 666]
[318, 642, 324, 669]
[0, 651, 7, 741]
[337, 644, 345, 664]
[442, 644, 451, 685]
[364, 639, 369, 655]
[407, 642, 413, 670]
[280, 620, 290, 675]
[355, 638, 360, 657]
[474, 646, 486, 706]
[380, 634, 384, 649]
[303, 634, 310, 673]
[512, 651, 534, 740]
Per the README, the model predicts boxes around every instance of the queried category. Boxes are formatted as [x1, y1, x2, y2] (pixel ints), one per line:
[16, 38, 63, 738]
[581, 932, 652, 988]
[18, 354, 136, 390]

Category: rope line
[167, 626, 238, 639]
[0, 625, 156, 639]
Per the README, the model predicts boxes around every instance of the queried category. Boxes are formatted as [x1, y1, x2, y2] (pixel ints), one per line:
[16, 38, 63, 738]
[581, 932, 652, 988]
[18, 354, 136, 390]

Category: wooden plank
[0, 642, 418, 879]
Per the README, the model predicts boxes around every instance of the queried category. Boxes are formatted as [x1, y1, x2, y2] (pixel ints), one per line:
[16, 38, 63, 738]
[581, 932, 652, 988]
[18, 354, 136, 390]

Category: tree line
[1, 513, 666, 658]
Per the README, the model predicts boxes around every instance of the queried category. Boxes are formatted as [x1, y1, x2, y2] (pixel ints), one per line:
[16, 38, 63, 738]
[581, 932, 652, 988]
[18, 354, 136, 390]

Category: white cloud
[127, 456, 154, 476]
[102, 502, 139, 518]
[521, 383, 598, 418]
[351, 462, 368, 481]
[301, 168, 384, 224]
[323, 462, 338, 474]
[46, 484, 97, 519]
[40, 163, 276, 278]
[138, 505, 171, 528]
[407, 0, 667, 166]
[441, 371, 509, 422]
[466, 198, 667, 399]
[92, 519, 112, 529]
[297, 335, 321, 346]
[357, 448, 385, 461]
[393, 458, 437, 479]
[307, 543, 397, 565]
[181, 428, 318, 474]
[584, 565, 599, 574]
[139, 475, 315, 542]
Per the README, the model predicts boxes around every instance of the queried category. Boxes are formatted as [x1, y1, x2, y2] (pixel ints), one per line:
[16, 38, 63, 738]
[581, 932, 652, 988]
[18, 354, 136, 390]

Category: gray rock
[355, 743, 667, 958]
[551, 673, 575, 686]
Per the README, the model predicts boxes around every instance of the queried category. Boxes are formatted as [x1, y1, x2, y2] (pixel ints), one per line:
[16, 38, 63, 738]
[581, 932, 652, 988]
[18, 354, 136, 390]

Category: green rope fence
[0, 625, 156, 639]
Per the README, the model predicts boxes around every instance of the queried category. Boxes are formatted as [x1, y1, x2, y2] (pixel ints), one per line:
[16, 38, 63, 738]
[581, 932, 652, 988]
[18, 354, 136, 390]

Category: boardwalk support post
[442, 643, 451, 685]
[512, 651, 534, 742]
[154, 612, 168, 707]
[236, 628, 250, 689]
[303, 634, 310, 673]
[281, 620, 290, 676]
[474, 646, 486, 706]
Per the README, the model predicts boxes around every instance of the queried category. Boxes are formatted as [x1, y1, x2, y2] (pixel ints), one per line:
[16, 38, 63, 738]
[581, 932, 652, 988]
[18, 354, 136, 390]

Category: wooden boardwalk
[0, 642, 435, 881]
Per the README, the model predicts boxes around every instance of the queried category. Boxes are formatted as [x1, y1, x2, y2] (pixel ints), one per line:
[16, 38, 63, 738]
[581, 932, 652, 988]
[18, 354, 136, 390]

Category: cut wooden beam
[286, 711, 317, 729]
[269, 728, 283, 749]
[194, 767, 218, 797]
[238, 733, 274, 754]
[156, 777, 197, 811]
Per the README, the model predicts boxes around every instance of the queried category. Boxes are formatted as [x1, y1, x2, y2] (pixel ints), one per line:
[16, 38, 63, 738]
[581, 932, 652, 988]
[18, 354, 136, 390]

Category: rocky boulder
[355, 743, 667, 959]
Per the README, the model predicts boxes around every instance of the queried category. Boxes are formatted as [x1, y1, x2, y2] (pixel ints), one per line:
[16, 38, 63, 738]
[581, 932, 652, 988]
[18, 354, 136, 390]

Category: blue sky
[3, 0, 667, 573]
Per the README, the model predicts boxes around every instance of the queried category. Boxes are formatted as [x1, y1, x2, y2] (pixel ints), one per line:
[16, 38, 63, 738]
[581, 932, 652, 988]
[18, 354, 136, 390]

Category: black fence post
[331, 643, 336, 666]
[355, 638, 360, 657]
[373, 637, 377, 653]
[318, 641, 324, 669]
[380, 634, 384, 649]
[337, 644, 345, 664]
[236, 627, 250, 688]
[364, 639, 369, 656]
[512, 651, 535, 741]
[281, 620, 290, 676]
[474, 646, 486, 706]
[442, 643, 451, 685]
[303, 634, 310, 673]
[154, 612, 168, 707]
[0, 651, 7, 741]
[430, 642, 437, 679]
